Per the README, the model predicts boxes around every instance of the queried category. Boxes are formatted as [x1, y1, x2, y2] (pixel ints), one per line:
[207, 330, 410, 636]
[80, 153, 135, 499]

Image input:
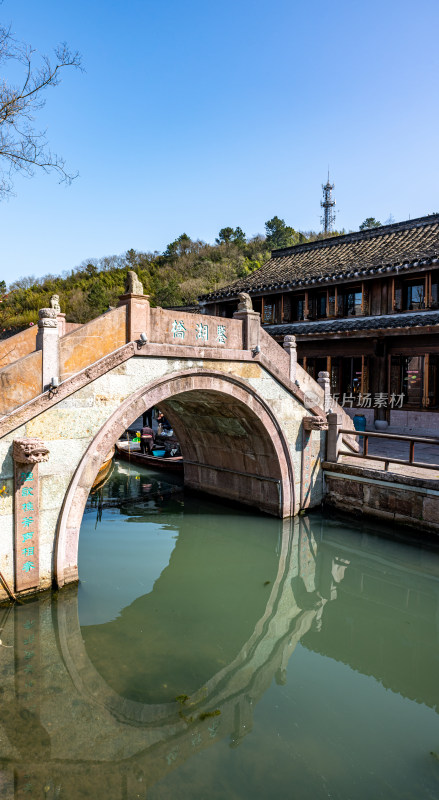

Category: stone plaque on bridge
[13, 438, 49, 593]
[150, 307, 244, 350]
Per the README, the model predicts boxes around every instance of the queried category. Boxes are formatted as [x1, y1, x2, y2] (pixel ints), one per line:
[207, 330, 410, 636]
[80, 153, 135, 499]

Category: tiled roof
[200, 214, 439, 302]
[264, 310, 439, 337]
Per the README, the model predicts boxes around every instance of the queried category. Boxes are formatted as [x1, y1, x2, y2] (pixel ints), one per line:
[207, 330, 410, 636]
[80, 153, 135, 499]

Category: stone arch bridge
[0, 292, 355, 598]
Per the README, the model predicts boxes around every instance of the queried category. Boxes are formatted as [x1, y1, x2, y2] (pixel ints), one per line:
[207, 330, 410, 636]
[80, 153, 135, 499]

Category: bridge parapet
[0, 301, 250, 420]
[60, 305, 127, 381]
[0, 348, 42, 415]
[150, 305, 244, 350]
[0, 325, 38, 369]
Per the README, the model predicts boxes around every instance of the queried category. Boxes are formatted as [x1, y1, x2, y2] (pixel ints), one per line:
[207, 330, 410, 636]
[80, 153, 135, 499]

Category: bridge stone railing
[0, 296, 250, 418]
[60, 305, 127, 381]
[0, 325, 38, 369]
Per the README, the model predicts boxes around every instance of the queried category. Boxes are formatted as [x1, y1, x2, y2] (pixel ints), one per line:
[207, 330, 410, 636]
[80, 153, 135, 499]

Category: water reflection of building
[0, 516, 439, 798]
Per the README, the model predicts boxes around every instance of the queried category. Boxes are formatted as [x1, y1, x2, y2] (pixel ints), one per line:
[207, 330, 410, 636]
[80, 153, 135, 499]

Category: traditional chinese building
[198, 214, 439, 428]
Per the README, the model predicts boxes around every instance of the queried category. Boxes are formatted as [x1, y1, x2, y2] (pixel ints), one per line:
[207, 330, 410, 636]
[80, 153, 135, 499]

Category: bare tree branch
[0, 21, 82, 199]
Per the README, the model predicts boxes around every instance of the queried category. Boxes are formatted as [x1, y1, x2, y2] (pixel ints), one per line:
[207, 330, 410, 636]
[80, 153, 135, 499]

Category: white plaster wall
[0, 355, 325, 598]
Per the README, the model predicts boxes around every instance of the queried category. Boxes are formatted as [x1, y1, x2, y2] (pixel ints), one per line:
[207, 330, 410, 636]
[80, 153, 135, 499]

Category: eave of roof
[264, 309, 439, 337]
[199, 213, 439, 303]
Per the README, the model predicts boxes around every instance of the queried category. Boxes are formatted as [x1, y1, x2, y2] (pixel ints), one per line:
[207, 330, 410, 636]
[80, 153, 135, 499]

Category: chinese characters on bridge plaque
[172, 319, 228, 345]
[13, 437, 49, 593]
[14, 462, 40, 592]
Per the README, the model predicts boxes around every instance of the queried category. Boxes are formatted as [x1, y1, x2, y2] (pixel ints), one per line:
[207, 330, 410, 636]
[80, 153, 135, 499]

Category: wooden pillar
[304, 291, 309, 320]
[424, 354, 429, 408]
[370, 340, 388, 421]
[426, 273, 431, 308]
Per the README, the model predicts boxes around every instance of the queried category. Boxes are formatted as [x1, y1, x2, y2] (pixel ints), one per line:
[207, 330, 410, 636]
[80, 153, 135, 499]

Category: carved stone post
[233, 292, 260, 351]
[326, 412, 341, 463]
[57, 312, 66, 338]
[13, 438, 49, 593]
[118, 272, 151, 343]
[318, 370, 331, 412]
[283, 335, 297, 382]
[36, 308, 59, 391]
[50, 294, 66, 338]
[301, 415, 328, 509]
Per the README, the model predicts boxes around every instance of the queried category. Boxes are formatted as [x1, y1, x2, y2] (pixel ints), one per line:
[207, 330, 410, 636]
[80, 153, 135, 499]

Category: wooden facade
[199, 215, 439, 419]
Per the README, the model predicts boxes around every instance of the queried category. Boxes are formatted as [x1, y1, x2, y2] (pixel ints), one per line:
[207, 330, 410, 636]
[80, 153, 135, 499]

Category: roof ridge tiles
[270, 214, 439, 258]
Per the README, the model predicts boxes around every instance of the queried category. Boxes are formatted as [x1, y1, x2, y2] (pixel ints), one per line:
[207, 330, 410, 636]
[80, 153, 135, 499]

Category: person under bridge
[140, 425, 154, 454]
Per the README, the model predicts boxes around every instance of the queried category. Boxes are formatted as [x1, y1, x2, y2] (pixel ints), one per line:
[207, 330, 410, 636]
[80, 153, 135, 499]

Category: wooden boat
[115, 440, 184, 472]
[91, 446, 115, 491]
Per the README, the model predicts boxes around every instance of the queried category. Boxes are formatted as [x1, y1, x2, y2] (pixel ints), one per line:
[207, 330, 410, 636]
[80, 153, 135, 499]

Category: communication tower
[320, 173, 337, 233]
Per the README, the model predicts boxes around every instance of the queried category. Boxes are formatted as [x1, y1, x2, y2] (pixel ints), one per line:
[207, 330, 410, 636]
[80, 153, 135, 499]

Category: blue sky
[1, 0, 439, 281]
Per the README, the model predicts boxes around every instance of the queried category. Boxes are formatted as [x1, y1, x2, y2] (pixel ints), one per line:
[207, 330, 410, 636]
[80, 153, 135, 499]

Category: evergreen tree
[265, 216, 299, 249]
[359, 217, 382, 230]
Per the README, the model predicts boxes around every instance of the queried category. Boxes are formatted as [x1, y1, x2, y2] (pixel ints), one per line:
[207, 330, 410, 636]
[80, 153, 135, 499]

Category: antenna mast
[320, 172, 336, 233]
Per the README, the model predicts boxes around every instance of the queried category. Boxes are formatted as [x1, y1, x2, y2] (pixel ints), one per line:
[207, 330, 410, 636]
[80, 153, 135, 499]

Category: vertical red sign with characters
[14, 463, 40, 592]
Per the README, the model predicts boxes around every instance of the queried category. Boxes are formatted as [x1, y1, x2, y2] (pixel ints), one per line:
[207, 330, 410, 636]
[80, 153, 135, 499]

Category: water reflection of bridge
[1, 516, 439, 798]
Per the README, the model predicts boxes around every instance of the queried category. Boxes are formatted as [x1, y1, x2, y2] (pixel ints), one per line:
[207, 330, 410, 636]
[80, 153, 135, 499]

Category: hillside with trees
[0, 218, 347, 335]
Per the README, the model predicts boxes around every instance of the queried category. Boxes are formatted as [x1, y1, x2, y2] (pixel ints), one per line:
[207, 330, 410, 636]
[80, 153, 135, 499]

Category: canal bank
[323, 461, 439, 534]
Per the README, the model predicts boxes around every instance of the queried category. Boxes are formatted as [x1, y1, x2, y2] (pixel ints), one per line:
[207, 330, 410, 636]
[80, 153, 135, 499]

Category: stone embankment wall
[323, 462, 439, 534]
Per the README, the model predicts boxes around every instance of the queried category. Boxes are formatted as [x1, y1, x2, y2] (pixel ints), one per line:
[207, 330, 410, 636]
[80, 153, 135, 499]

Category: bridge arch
[56, 369, 295, 587]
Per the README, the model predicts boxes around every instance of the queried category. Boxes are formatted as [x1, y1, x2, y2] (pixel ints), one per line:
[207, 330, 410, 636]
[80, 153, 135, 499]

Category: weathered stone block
[422, 495, 439, 524]
[38, 439, 88, 476]
[362, 504, 395, 522]
[40, 473, 72, 511]
[328, 477, 363, 500]
[26, 408, 111, 441]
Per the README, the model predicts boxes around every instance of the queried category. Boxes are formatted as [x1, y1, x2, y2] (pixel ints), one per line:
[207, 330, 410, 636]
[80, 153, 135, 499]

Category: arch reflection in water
[1, 504, 439, 798]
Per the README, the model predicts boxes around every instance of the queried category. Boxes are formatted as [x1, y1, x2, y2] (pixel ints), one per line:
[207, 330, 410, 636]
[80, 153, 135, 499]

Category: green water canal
[1, 459, 439, 799]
